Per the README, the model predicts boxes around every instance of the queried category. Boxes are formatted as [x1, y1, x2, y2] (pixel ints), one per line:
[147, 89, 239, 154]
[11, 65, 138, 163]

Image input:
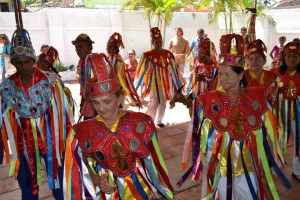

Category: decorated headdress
[10, 28, 36, 61]
[72, 33, 94, 45]
[246, 39, 267, 58]
[86, 53, 121, 97]
[38, 46, 59, 66]
[150, 27, 162, 41]
[198, 38, 218, 67]
[283, 41, 300, 57]
[219, 34, 245, 68]
[107, 32, 125, 49]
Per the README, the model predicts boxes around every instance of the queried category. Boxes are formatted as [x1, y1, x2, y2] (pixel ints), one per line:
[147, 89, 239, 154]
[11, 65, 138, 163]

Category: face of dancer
[75, 41, 92, 60]
[36, 58, 51, 71]
[285, 52, 299, 71]
[12, 57, 35, 78]
[218, 65, 243, 92]
[152, 38, 162, 51]
[248, 53, 266, 74]
[89, 93, 122, 123]
[106, 42, 119, 56]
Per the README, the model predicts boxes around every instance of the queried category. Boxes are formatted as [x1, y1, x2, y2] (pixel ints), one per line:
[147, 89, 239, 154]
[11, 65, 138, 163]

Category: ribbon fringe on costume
[0, 78, 74, 195]
[64, 134, 173, 200]
[178, 102, 291, 200]
[134, 53, 183, 101]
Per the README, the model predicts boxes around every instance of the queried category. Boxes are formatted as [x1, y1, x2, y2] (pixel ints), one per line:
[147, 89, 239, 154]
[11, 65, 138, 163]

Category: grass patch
[83, 0, 124, 8]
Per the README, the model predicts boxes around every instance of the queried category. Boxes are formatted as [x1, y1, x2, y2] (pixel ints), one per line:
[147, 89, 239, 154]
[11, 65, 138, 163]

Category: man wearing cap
[0, 28, 75, 199]
[72, 33, 95, 119]
[135, 27, 183, 128]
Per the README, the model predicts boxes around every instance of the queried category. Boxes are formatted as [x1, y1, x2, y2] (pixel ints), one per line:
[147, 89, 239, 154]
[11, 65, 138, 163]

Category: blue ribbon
[262, 125, 292, 189]
[131, 172, 149, 200]
[240, 141, 257, 200]
[144, 157, 168, 198]
[44, 111, 54, 189]
[135, 59, 150, 91]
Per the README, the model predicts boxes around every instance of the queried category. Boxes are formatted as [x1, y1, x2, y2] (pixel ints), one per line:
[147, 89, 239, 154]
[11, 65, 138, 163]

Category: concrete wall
[0, 8, 299, 67]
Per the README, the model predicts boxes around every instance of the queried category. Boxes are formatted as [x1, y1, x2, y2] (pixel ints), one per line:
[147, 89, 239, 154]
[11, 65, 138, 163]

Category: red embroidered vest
[244, 69, 277, 106]
[74, 111, 154, 177]
[198, 87, 267, 141]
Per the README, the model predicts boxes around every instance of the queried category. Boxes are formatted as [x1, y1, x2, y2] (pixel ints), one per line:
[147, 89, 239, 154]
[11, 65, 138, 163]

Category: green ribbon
[30, 118, 42, 186]
[255, 129, 279, 200]
[9, 160, 16, 176]
[201, 119, 211, 164]
[264, 112, 284, 165]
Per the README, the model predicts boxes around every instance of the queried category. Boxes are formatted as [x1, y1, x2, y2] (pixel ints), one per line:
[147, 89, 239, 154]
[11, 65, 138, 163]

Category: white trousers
[217, 174, 257, 200]
[291, 120, 300, 175]
[147, 88, 166, 124]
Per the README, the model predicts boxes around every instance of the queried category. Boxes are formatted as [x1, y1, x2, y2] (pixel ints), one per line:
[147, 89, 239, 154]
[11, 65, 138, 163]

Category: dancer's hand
[91, 173, 116, 194]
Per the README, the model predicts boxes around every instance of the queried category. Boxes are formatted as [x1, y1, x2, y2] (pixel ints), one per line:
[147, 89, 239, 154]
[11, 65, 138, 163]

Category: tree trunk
[147, 12, 152, 47]
[163, 18, 167, 47]
[229, 9, 233, 34]
[224, 13, 228, 34]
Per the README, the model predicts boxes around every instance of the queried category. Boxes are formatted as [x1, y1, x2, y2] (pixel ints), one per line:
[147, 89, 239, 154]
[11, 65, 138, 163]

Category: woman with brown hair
[179, 34, 291, 199]
[64, 53, 173, 200]
[0, 33, 11, 81]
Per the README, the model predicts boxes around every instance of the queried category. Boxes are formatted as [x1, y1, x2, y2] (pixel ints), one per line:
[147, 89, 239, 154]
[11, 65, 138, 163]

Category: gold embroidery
[230, 108, 246, 135]
[110, 139, 130, 170]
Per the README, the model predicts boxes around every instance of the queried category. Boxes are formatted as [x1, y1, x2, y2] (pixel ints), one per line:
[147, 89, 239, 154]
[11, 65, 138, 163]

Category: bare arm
[0, 53, 10, 58]
[269, 47, 275, 60]
[184, 40, 191, 56]
[168, 39, 173, 51]
[186, 44, 193, 58]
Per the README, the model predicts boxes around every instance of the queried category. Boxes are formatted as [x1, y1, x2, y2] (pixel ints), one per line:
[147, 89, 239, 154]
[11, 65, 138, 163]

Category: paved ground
[0, 83, 299, 199]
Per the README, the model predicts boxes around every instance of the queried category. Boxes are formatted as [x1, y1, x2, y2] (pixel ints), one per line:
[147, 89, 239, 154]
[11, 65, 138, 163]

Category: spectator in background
[269, 36, 286, 68]
[187, 28, 206, 58]
[240, 26, 250, 44]
[168, 27, 190, 82]
[0, 33, 11, 81]
[124, 49, 138, 81]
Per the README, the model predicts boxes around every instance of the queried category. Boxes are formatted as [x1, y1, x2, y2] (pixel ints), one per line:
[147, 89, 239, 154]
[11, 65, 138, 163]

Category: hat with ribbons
[108, 32, 125, 49]
[246, 39, 267, 59]
[38, 46, 59, 66]
[150, 27, 162, 41]
[10, 28, 36, 61]
[219, 33, 245, 68]
[85, 53, 121, 97]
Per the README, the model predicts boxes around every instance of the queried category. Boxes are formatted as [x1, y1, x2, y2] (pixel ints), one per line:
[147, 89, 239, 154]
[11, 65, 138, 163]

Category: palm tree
[122, 0, 184, 46]
[188, 0, 275, 34]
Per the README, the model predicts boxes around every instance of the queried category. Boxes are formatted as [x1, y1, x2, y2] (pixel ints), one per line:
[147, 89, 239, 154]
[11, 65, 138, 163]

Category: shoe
[157, 123, 165, 128]
[292, 173, 300, 182]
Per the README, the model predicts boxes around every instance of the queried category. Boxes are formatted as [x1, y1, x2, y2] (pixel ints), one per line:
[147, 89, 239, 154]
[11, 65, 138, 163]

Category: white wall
[0, 8, 299, 67]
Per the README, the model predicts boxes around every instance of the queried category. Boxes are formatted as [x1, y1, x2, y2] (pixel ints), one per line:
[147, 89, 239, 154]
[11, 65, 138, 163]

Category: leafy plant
[54, 62, 75, 72]
[122, 0, 185, 46]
